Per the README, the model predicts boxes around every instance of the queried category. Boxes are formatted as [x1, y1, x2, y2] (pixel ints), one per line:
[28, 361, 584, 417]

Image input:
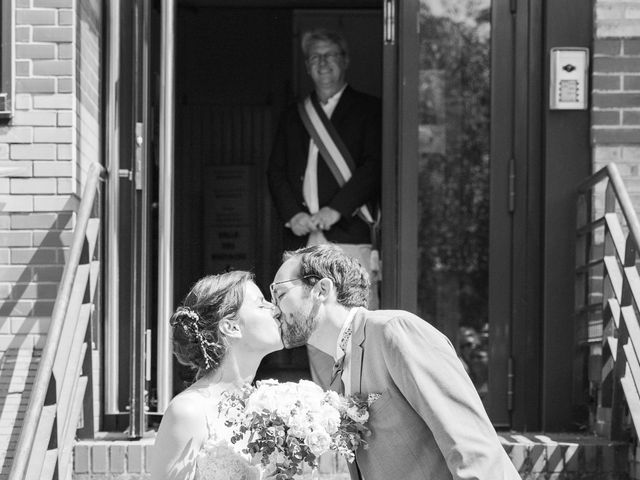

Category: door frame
[387, 0, 545, 429]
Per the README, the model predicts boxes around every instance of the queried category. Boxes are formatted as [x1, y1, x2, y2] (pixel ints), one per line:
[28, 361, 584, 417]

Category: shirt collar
[320, 83, 348, 107]
[334, 307, 358, 361]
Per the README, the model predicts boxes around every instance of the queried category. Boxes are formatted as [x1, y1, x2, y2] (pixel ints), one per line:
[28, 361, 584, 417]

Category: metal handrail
[577, 163, 640, 255]
[576, 162, 640, 440]
[8, 162, 104, 480]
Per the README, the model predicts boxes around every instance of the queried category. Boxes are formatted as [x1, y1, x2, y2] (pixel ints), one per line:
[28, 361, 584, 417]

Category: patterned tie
[330, 322, 353, 392]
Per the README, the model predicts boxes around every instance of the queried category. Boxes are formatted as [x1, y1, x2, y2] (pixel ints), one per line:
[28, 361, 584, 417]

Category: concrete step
[73, 432, 636, 480]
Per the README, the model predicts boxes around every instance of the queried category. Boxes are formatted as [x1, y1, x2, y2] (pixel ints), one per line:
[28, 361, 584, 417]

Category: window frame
[0, 0, 14, 119]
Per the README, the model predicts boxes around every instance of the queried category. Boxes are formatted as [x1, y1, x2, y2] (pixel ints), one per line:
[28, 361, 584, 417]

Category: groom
[271, 244, 521, 480]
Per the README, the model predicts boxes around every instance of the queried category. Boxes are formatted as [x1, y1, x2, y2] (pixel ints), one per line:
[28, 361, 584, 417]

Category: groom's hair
[283, 244, 370, 308]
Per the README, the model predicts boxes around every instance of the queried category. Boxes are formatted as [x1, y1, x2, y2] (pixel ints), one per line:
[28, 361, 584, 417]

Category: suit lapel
[329, 85, 355, 128]
[350, 307, 367, 395]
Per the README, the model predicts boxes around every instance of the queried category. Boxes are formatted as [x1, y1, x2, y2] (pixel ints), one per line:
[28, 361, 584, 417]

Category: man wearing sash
[267, 28, 381, 388]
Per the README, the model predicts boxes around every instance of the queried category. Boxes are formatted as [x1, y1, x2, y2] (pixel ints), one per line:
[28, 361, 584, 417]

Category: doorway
[172, 3, 383, 388]
[109, 0, 538, 434]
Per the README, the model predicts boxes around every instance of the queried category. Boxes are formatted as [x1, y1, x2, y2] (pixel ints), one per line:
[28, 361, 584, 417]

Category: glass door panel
[416, 1, 491, 405]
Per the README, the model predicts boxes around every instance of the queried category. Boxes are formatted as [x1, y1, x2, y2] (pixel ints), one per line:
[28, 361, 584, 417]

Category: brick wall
[0, 0, 103, 475]
[592, 1, 640, 198]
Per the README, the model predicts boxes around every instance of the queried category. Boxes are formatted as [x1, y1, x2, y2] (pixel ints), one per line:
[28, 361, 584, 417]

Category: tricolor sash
[297, 95, 378, 228]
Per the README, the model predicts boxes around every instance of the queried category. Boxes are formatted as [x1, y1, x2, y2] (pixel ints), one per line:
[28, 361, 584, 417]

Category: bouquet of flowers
[218, 379, 375, 479]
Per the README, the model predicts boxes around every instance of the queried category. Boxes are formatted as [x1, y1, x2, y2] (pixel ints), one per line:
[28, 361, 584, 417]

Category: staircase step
[24, 403, 57, 480]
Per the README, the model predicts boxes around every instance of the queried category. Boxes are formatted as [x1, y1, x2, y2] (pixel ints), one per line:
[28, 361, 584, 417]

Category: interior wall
[174, 7, 293, 310]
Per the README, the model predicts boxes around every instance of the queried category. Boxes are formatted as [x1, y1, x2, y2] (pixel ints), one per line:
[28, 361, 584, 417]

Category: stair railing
[8, 162, 104, 480]
[576, 162, 640, 441]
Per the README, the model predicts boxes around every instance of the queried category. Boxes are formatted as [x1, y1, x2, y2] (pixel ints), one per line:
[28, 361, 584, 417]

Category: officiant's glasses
[270, 275, 318, 306]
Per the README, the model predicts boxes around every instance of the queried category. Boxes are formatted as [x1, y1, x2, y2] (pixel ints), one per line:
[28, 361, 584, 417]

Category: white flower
[314, 404, 341, 435]
[305, 428, 332, 456]
[287, 413, 312, 439]
[346, 405, 369, 423]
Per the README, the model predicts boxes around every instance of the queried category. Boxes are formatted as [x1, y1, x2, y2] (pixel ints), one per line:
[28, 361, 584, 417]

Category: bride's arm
[150, 396, 207, 480]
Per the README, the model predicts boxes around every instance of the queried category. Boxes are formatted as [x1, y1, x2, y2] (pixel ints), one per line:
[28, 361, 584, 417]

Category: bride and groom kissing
[151, 244, 521, 480]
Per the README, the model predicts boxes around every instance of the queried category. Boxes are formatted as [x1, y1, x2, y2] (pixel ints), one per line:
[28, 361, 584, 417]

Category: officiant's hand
[312, 207, 341, 231]
[287, 212, 319, 236]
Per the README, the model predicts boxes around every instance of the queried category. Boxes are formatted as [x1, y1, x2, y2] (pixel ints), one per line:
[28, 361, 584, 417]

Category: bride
[150, 271, 284, 480]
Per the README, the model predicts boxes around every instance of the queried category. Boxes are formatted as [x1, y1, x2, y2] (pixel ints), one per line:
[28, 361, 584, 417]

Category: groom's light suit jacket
[345, 308, 521, 480]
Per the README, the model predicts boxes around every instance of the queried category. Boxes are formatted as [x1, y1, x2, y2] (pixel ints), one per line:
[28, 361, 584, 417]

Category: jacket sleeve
[266, 112, 306, 224]
[380, 316, 521, 480]
[327, 99, 381, 219]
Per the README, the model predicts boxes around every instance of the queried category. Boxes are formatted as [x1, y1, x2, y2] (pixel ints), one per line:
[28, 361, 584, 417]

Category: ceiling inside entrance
[178, 0, 379, 7]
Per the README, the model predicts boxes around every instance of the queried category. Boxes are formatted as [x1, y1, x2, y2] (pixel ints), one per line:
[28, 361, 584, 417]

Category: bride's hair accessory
[173, 306, 215, 370]
[169, 271, 253, 377]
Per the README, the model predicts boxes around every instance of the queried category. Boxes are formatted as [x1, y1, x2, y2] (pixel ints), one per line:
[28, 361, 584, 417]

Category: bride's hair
[170, 271, 253, 375]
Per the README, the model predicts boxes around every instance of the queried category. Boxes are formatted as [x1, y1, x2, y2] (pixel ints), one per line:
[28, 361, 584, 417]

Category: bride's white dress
[195, 410, 262, 480]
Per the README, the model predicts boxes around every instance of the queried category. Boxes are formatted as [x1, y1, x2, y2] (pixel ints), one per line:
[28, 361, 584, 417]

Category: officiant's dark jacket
[266, 86, 381, 250]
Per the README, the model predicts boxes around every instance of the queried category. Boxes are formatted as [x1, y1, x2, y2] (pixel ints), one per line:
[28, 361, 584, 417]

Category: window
[0, 0, 13, 119]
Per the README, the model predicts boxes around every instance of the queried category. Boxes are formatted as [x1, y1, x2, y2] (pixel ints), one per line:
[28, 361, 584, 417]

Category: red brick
[33, 94, 73, 109]
[0, 196, 34, 212]
[110, 445, 126, 473]
[15, 27, 31, 43]
[33, 60, 73, 76]
[91, 444, 108, 473]
[593, 110, 620, 126]
[58, 10, 73, 26]
[33, 161, 71, 177]
[127, 444, 144, 473]
[0, 127, 32, 144]
[15, 61, 30, 77]
[56, 212, 73, 229]
[0, 266, 29, 281]
[57, 77, 73, 93]
[625, 76, 640, 91]
[33, 230, 73, 247]
[34, 127, 73, 143]
[11, 178, 57, 195]
[15, 94, 33, 110]
[593, 75, 621, 91]
[594, 57, 640, 73]
[10, 144, 56, 161]
[593, 92, 640, 108]
[16, 44, 56, 60]
[0, 233, 31, 248]
[33, 27, 73, 43]
[10, 213, 58, 229]
[12, 112, 57, 126]
[625, 39, 640, 56]
[15, 78, 56, 94]
[56, 178, 73, 194]
[58, 43, 73, 59]
[32, 266, 63, 282]
[57, 112, 73, 126]
[10, 248, 58, 264]
[624, 111, 640, 126]
[11, 317, 51, 334]
[16, 10, 56, 25]
[592, 128, 640, 144]
[33, 195, 78, 212]
[57, 144, 72, 160]
[34, 0, 73, 6]
[594, 39, 622, 56]
[74, 444, 90, 474]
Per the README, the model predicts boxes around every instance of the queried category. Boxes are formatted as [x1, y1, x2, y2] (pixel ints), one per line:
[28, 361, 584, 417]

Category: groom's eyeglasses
[270, 275, 317, 306]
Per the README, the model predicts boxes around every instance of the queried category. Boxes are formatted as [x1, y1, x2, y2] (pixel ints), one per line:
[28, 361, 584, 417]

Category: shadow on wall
[0, 197, 77, 475]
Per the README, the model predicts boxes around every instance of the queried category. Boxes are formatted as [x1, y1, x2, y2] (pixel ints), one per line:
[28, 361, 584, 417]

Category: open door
[385, 0, 534, 427]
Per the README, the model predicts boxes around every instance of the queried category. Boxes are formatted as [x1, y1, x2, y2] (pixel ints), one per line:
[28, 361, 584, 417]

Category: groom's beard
[281, 303, 319, 349]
